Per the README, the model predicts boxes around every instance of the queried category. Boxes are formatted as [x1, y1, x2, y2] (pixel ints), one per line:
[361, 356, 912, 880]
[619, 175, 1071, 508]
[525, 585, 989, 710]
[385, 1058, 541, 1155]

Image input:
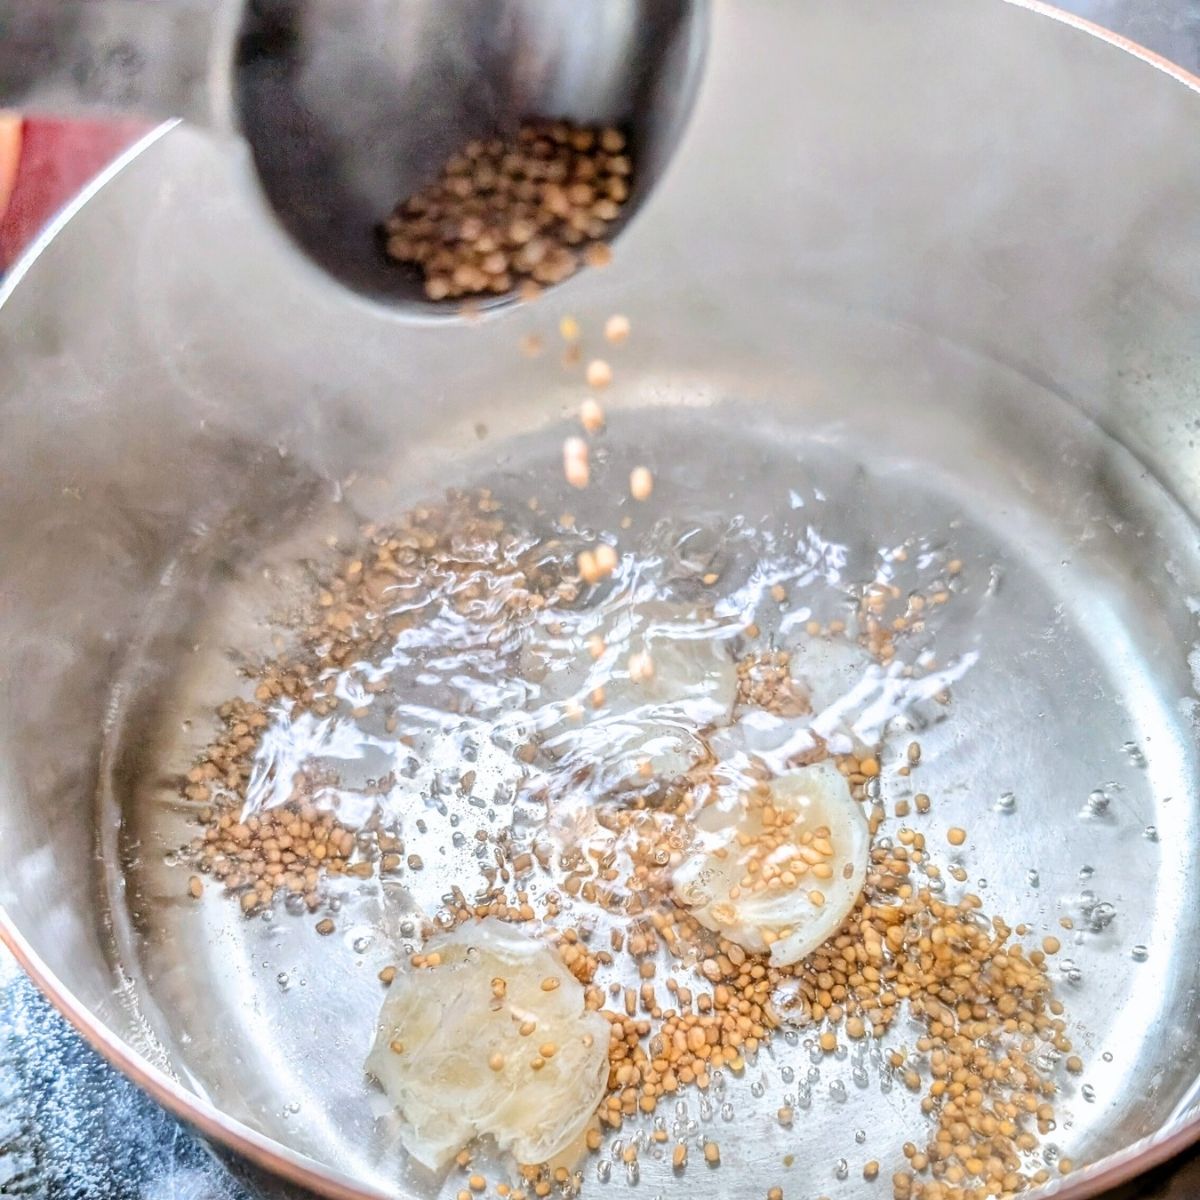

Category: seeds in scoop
[382, 121, 630, 301]
[583, 243, 613, 269]
[629, 466, 654, 501]
[580, 398, 605, 434]
[563, 436, 589, 488]
[947, 826, 967, 846]
[604, 314, 631, 344]
[586, 359, 612, 389]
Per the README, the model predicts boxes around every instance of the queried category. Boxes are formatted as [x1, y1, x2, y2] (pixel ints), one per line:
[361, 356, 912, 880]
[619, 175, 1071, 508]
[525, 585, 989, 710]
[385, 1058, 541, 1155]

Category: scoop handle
[0, 0, 236, 128]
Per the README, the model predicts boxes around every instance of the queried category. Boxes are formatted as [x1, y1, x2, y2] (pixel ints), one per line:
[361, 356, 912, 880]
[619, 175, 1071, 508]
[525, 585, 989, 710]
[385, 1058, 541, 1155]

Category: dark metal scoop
[0, 0, 706, 311]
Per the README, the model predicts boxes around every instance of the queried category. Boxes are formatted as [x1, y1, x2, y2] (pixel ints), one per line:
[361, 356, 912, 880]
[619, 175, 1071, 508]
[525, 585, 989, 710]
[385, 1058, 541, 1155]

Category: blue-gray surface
[0, 951, 248, 1200]
[0, 3, 1196, 1198]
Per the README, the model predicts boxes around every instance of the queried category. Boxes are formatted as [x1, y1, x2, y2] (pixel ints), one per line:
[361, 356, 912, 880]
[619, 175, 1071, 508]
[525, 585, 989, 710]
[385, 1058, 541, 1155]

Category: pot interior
[2, 4, 1200, 1199]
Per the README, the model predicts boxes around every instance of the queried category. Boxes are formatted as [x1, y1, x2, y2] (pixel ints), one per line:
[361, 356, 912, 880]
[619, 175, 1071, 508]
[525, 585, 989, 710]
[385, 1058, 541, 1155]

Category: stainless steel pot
[2, 3, 1200, 1198]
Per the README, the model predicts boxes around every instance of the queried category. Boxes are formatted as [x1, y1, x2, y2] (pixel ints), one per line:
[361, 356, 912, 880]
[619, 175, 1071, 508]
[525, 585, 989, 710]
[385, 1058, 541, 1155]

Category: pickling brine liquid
[110, 373, 1200, 1199]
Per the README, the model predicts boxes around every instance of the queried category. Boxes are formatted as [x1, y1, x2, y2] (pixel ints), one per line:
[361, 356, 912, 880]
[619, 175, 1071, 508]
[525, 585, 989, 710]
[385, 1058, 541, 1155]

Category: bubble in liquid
[1102, 1052, 1114, 1063]
[829, 1080, 847, 1102]
[352, 934, 372, 954]
[807, 1066, 821, 1083]
[1090, 901, 1117, 932]
[699, 1097, 714, 1121]
[995, 791, 1017, 813]
[721, 1103, 735, 1121]
[796, 1085, 813, 1110]
[780, 1066, 795, 1084]
[1086, 789, 1110, 815]
[285, 1101, 300, 1115]
[675, 1101, 688, 1119]
[625, 1163, 640, 1185]
[1123, 741, 1147, 768]
[1078, 864, 1094, 882]
[1026, 868, 1040, 887]
[1082, 1085, 1096, 1103]
[835, 1159, 850, 1181]
[1131, 944, 1149, 962]
[855, 1129, 867, 1144]
[1144, 825, 1158, 842]
[750, 1080, 765, 1099]
[276, 972, 290, 991]
[596, 1160, 611, 1183]
[852, 1065, 869, 1088]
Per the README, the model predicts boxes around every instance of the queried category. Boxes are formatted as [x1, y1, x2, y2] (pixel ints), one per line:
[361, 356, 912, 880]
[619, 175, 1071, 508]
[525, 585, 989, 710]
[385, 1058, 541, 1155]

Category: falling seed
[580, 397, 605, 434]
[315, 917, 335, 935]
[628, 651, 655, 683]
[947, 827, 967, 846]
[593, 543, 619, 577]
[629, 466, 654, 501]
[586, 359, 613, 389]
[563, 436, 590, 488]
[519, 333, 544, 358]
[605, 314, 631, 344]
[584, 242, 613, 269]
[559, 315, 581, 343]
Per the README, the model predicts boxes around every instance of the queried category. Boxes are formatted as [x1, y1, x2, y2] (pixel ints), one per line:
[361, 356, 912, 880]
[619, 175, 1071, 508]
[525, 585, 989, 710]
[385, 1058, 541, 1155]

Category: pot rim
[3, 4, 1200, 1197]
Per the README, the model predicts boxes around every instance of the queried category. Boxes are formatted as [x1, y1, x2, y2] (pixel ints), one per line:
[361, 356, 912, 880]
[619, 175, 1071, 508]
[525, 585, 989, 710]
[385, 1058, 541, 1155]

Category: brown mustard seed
[563, 436, 590, 489]
[947, 826, 967, 845]
[586, 359, 613, 390]
[580, 397, 605, 434]
[629, 466, 654, 502]
[604, 314, 631, 344]
[383, 121, 630, 301]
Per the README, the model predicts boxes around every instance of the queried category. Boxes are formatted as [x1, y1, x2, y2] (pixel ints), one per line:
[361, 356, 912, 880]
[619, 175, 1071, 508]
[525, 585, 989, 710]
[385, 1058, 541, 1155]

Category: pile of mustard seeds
[382, 120, 630, 301]
[179, 489, 1080, 1200]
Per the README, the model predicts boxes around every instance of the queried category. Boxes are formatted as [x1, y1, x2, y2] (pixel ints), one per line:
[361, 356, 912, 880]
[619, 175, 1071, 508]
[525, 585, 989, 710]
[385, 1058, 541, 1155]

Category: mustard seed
[604, 314, 630, 344]
[586, 359, 613, 390]
[629, 466, 654, 501]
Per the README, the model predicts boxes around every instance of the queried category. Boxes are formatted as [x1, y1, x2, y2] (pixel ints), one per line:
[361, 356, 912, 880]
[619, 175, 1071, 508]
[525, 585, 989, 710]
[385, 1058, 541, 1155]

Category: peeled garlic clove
[366, 920, 609, 1170]
[673, 761, 869, 967]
